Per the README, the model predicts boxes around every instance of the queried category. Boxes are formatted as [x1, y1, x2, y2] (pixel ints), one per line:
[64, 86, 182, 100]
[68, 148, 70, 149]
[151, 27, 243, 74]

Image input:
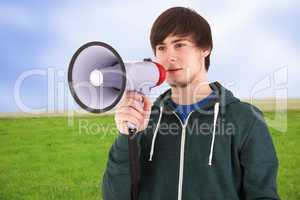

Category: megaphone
[68, 41, 166, 200]
[68, 41, 166, 114]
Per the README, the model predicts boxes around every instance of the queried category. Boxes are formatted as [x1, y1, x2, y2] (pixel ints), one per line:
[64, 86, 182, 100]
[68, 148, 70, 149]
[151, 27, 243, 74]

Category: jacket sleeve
[102, 133, 143, 200]
[240, 113, 280, 200]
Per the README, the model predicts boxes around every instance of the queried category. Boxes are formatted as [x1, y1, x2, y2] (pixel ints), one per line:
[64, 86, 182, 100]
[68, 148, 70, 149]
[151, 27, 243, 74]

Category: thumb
[143, 96, 152, 112]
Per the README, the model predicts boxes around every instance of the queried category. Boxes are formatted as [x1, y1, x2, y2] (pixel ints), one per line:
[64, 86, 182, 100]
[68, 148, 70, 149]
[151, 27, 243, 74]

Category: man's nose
[166, 48, 177, 64]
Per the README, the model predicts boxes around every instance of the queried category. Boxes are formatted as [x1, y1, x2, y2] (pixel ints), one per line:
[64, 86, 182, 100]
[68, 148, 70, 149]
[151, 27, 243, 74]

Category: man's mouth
[167, 68, 182, 72]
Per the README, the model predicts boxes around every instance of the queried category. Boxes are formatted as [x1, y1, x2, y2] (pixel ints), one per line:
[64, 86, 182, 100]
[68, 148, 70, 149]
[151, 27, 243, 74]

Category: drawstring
[148, 102, 220, 165]
[208, 102, 220, 166]
[148, 106, 163, 161]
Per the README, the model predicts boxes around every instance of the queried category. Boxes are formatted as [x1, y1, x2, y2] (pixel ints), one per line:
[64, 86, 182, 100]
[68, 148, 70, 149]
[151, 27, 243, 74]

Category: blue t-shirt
[170, 91, 216, 124]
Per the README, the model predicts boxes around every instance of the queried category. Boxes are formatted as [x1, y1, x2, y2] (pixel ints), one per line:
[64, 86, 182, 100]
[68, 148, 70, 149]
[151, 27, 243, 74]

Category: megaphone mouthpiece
[153, 62, 166, 86]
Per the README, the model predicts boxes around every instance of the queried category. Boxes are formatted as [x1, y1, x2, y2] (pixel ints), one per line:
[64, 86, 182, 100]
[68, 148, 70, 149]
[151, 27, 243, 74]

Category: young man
[102, 7, 280, 200]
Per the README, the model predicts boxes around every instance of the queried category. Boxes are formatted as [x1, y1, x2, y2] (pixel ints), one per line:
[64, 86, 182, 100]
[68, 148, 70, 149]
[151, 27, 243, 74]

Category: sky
[0, 0, 299, 113]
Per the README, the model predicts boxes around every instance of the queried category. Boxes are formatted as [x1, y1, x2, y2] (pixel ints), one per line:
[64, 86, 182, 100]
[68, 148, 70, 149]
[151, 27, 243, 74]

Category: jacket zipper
[172, 111, 195, 200]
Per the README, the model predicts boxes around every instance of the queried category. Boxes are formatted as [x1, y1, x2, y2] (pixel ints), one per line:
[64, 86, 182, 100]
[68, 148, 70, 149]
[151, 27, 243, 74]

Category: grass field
[0, 111, 299, 199]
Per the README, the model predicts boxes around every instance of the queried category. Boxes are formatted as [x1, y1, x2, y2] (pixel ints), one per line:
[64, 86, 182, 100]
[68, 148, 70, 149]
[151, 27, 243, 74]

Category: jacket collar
[153, 81, 239, 115]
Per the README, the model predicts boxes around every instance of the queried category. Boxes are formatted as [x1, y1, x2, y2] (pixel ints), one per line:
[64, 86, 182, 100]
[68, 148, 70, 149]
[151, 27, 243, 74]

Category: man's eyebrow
[171, 38, 190, 43]
[157, 38, 191, 46]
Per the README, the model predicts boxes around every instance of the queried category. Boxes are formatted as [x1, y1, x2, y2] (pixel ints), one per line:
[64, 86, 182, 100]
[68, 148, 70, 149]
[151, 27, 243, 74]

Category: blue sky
[0, 0, 299, 113]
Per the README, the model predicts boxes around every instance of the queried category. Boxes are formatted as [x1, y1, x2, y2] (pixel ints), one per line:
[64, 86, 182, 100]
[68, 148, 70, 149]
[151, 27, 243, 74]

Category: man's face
[154, 34, 210, 88]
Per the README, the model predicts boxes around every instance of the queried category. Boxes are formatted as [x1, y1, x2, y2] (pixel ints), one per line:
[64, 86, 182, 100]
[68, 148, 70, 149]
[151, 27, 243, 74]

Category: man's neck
[171, 80, 212, 105]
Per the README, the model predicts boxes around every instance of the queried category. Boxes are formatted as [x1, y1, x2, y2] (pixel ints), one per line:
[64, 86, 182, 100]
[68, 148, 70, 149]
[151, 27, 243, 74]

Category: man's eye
[157, 46, 165, 51]
[175, 43, 185, 48]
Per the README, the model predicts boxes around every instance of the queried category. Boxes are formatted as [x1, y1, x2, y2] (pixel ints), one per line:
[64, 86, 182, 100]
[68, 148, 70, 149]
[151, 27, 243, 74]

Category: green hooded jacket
[102, 82, 280, 200]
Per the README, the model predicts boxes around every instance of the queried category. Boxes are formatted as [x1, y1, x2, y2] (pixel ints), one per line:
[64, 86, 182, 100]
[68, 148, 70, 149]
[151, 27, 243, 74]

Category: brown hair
[150, 7, 213, 71]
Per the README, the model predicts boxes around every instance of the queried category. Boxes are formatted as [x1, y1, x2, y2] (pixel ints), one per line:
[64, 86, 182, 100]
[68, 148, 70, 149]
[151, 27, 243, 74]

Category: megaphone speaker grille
[68, 41, 126, 113]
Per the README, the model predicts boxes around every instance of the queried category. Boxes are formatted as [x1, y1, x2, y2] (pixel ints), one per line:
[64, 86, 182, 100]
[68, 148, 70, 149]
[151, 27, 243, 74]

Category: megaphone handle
[126, 94, 145, 131]
[127, 121, 137, 130]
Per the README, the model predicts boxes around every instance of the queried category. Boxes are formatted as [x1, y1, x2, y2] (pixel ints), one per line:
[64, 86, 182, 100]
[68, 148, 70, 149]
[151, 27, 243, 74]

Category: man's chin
[168, 81, 189, 88]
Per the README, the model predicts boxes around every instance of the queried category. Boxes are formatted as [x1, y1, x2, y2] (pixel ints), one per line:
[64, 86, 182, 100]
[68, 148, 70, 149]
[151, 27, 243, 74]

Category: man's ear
[202, 48, 211, 58]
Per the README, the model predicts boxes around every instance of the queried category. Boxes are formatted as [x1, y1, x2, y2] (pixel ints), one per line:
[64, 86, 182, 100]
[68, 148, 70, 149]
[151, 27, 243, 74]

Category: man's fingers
[119, 99, 144, 114]
[115, 90, 153, 134]
[117, 113, 143, 127]
[116, 108, 144, 123]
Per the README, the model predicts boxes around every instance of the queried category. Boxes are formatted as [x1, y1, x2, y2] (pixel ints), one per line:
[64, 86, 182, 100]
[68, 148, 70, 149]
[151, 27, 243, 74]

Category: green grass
[0, 116, 116, 200]
[264, 110, 300, 199]
[0, 111, 299, 199]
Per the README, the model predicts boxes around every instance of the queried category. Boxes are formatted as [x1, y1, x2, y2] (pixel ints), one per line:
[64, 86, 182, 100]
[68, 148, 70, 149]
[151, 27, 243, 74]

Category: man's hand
[115, 91, 152, 135]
